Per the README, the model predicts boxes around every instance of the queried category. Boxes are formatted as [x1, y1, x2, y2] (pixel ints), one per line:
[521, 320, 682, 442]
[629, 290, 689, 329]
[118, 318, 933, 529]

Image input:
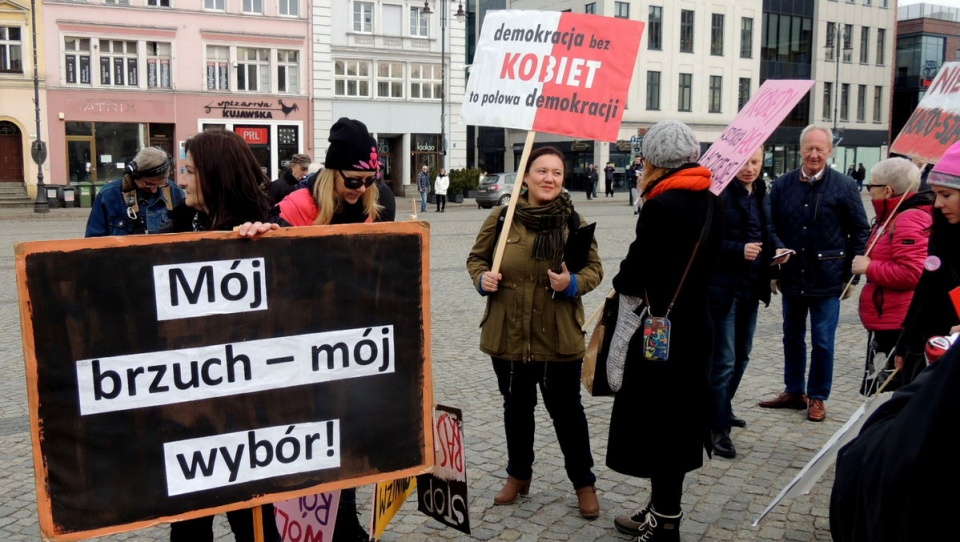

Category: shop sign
[235, 127, 269, 145]
[203, 99, 302, 119]
[570, 140, 590, 152]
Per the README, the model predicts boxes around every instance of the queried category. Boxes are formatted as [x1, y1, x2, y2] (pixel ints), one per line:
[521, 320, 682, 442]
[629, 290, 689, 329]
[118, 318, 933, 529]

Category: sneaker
[614, 506, 649, 536]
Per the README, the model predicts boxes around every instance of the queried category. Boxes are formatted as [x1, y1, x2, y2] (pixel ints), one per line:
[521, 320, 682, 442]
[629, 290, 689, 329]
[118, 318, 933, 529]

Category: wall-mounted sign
[203, 99, 302, 119]
[235, 127, 269, 145]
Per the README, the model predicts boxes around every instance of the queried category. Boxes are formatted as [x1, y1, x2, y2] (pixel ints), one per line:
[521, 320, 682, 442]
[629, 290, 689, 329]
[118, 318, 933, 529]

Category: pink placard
[274, 490, 340, 542]
[701, 79, 815, 194]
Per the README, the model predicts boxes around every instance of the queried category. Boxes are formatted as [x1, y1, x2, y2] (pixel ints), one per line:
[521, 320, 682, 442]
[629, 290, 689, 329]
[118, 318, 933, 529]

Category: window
[146, 42, 171, 88]
[873, 86, 882, 122]
[104, 0, 130, 5]
[648, 6, 662, 50]
[0, 27, 22, 73]
[334, 59, 371, 97]
[65, 37, 92, 85]
[646, 71, 660, 110]
[857, 84, 867, 122]
[823, 81, 833, 121]
[826, 22, 837, 61]
[876, 28, 886, 65]
[711, 14, 724, 56]
[740, 17, 753, 58]
[204, 0, 224, 10]
[354, 2, 373, 33]
[410, 7, 428, 37]
[277, 50, 299, 93]
[585, 3, 596, 14]
[843, 24, 853, 62]
[147, 0, 171, 6]
[236, 47, 270, 91]
[377, 61, 404, 98]
[860, 27, 870, 64]
[680, 10, 694, 53]
[864, 0, 871, 4]
[410, 62, 441, 99]
[279, 0, 299, 17]
[242, 0, 263, 15]
[709, 75, 722, 112]
[738, 77, 751, 110]
[206, 45, 229, 90]
[99, 39, 137, 87]
[678, 73, 692, 111]
[614, 2, 629, 18]
[840, 83, 850, 121]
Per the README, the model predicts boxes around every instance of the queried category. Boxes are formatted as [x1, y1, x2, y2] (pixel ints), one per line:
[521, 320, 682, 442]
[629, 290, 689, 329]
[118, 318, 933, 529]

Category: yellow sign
[371, 476, 417, 540]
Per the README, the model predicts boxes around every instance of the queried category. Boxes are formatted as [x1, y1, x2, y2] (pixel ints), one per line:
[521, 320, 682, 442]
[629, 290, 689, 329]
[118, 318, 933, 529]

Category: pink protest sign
[890, 61, 960, 164]
[461, 10, 643, 142]
[274, 490, 340, 542]
[701, 79, 815, 194]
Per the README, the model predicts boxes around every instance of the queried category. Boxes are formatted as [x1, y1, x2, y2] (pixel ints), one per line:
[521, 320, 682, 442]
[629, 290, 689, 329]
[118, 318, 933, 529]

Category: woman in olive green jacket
[466, 146, 603, 520]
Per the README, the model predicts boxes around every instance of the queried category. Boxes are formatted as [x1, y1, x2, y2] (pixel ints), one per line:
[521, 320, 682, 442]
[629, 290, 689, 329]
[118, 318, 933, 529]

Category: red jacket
[858, 192, 934, 331]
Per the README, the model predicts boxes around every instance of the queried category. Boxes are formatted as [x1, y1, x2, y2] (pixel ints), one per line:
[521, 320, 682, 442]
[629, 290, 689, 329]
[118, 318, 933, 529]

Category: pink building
[42, 0, 312, 186]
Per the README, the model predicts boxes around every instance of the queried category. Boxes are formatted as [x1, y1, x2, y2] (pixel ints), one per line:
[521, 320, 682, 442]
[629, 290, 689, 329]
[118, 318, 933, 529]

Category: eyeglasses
[338, 170, 376, 189]
[865, 184, 887, 190]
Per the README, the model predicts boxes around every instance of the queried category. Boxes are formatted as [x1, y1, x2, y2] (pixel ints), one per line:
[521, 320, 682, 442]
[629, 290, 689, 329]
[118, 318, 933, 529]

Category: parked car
[475, 172, 518, 209]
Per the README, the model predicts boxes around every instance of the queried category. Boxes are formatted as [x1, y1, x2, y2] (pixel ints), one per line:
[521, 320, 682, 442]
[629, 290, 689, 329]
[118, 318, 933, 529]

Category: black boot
[635, 507, 682, 542]
[711, 429, 737, 459]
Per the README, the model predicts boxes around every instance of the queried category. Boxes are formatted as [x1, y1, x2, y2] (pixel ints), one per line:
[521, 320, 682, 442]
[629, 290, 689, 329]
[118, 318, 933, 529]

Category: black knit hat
[324, 117, 379, 172]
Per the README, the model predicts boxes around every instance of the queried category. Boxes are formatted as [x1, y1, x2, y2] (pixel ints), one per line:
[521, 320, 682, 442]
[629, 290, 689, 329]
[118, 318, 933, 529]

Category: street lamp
[828, 22, 853, 147]
[30, 0, 49, 213]
[423, 1, 465, 168]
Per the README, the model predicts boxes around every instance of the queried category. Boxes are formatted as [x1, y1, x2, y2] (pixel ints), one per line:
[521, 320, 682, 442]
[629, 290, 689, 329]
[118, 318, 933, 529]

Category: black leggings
[650, 472, 685, 516]
[436, 194, 447, 212]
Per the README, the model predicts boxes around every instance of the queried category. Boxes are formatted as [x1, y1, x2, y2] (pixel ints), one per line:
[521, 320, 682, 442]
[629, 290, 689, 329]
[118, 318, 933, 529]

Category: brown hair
[525, 146, 565, 174]
[184, 129, 271, 230]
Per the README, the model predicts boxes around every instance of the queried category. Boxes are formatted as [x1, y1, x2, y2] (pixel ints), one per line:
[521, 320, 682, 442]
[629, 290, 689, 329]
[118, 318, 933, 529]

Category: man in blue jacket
[758, 125, 870, 422]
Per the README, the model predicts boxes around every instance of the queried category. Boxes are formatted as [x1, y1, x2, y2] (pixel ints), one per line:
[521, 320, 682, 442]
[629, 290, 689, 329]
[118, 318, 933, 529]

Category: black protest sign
[417, 405, 470, 535]
[15, 223, 434, 541]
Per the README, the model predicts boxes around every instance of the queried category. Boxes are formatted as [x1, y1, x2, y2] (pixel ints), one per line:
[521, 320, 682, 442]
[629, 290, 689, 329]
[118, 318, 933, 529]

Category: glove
[841, 283, 856, 301]
[770, 280, 779, 295]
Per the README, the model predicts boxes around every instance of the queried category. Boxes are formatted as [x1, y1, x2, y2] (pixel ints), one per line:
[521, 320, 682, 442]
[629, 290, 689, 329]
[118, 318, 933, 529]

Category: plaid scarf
[512, 190, 575, 263]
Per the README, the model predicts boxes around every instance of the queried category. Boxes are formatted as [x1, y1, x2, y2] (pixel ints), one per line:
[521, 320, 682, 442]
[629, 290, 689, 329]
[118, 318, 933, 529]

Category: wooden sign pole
[491, 131, 537, 274]
[253, 505, 265, 542]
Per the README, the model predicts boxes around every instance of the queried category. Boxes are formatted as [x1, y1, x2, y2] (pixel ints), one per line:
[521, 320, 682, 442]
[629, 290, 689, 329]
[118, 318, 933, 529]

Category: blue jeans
[781, 295, 841, 401]
[420, 191, 428, 212]
[710, 289, 759, 429]
[491, 357, 596, 489]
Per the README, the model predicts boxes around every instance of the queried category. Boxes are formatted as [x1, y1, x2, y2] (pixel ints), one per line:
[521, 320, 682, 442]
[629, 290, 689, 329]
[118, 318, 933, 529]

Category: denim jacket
[85, 178, 185, 237]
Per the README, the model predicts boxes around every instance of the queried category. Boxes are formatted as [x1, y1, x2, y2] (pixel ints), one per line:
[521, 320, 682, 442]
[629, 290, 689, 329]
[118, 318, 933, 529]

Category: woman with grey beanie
[606, 120, 725, 542]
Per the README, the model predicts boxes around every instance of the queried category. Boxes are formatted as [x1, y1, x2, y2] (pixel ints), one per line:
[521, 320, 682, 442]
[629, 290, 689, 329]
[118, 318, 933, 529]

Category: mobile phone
[770, 249, 796, 266]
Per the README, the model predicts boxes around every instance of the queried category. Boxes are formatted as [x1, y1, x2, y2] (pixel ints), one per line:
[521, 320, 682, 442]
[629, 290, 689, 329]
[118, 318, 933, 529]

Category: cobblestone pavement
[0, 192, 876, 541]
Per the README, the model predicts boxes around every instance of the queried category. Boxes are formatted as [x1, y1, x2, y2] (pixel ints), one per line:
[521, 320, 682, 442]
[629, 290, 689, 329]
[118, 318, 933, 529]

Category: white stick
[491, 130, 537, 274]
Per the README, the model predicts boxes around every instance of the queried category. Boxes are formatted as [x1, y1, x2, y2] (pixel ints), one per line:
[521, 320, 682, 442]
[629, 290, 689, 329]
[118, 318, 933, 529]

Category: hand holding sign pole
[460, 10, 643, 273]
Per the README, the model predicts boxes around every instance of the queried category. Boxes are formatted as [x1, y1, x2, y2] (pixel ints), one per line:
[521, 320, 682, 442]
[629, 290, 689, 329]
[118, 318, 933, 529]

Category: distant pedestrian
[626, 156, 643, 214]
[85, 146, 184, 237]
[417, 165, 431, 212]
[435, 168, 449, 213]
[586, 164, 599, 199]
[856, 163, 867, 191]
[604, 162, 615, 197]
[266, 153, 311, 206]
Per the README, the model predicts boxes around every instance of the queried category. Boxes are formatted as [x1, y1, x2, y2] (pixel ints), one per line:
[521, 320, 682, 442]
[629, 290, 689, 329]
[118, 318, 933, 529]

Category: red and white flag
[891, 61, 960, 164]
[461, 10, 643, 142]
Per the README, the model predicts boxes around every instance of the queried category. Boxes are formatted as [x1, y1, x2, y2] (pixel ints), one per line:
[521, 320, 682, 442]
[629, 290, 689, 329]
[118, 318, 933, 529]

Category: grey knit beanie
[643, 120, 700, 169]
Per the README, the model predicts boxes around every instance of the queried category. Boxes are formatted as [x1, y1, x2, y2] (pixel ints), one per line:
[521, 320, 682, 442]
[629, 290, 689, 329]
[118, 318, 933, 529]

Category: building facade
[314, 0, 467, 196]
[892, 2, 960, 143]
[40, 0, 312, 188]
[1, 0, 46, 197]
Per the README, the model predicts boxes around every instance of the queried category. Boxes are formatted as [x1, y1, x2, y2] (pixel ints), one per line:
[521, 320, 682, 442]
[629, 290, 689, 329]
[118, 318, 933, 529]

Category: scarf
[643, 164, 713, 199]
[512, 190, 574, 262]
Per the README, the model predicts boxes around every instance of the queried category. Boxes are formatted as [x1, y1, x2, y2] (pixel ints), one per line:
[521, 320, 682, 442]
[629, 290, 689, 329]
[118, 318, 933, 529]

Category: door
[0, 122, 23, 182]
[66, 137, 97, 183]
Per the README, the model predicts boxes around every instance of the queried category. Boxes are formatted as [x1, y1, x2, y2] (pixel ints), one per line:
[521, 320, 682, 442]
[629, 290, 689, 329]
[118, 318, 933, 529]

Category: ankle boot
[493, 475, 530, 505]
[636, 507, 682, 542]
[575, 485, 600, 519]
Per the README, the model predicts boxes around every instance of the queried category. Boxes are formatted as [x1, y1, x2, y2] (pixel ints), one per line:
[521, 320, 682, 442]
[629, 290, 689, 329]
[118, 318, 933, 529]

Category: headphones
[125, 148, 172, 180]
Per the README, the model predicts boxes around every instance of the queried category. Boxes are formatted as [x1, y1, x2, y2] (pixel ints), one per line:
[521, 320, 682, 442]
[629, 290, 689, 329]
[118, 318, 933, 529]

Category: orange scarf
[645, 165, 713, 199]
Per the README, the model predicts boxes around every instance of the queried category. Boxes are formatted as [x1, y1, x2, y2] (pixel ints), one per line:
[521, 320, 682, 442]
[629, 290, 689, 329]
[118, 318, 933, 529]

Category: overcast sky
[899, 0, 960, 8]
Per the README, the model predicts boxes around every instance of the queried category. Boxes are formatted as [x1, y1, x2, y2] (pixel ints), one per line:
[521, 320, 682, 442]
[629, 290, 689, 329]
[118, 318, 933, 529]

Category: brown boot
[576, 486, 600, 519]
[493, 476, 530, 505]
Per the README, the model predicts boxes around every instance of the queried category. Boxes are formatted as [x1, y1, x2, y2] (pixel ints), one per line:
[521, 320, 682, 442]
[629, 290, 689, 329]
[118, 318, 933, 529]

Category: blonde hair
[310, 168, 382, 225]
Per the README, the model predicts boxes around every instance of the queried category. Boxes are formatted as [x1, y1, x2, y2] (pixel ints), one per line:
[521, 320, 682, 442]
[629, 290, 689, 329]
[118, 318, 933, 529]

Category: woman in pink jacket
[851, 157, 934, 395]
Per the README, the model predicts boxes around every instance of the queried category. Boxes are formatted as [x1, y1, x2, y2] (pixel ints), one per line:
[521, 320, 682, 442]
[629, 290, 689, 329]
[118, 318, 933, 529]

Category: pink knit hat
[928, 140, 960, 190]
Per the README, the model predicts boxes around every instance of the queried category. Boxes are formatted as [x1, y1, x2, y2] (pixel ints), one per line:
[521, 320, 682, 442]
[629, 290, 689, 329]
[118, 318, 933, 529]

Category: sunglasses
[338, 170, 376, 189]
[864, 184, 887, 190]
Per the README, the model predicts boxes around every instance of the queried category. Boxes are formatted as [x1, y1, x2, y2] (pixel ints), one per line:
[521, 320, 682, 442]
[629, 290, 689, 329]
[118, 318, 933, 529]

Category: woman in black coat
[607, 121, 724, 542]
